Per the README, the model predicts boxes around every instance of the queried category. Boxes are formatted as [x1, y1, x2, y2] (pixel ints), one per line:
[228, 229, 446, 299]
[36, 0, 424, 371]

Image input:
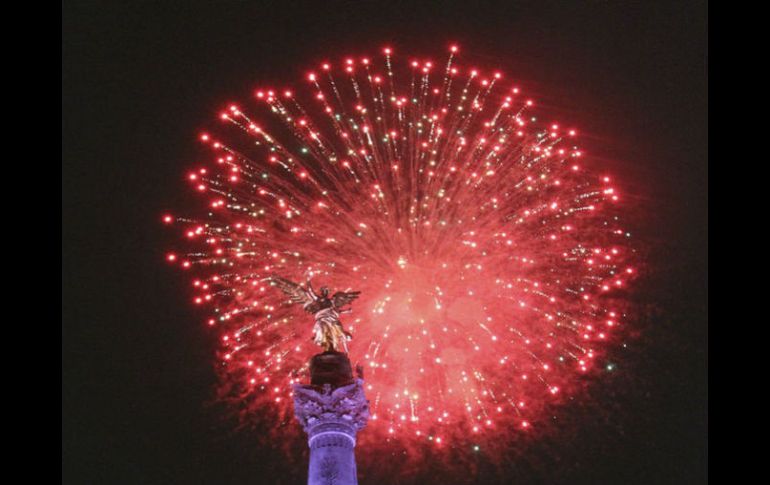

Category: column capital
[293, 378, 370, 440]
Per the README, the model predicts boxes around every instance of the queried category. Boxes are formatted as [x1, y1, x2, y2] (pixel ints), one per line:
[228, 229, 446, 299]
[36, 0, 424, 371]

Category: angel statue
[270, 275, 361, 353]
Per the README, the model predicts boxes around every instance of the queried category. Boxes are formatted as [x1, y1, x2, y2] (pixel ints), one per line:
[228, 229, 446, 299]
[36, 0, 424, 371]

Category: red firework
[163, 45, 635, 458]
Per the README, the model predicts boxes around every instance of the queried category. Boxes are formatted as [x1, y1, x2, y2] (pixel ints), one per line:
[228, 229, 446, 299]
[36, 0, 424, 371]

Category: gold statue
[271, 275, 361, 353]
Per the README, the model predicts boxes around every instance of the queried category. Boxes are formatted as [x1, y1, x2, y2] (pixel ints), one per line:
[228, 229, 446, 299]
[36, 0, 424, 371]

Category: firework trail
[163, 45, 635, 460]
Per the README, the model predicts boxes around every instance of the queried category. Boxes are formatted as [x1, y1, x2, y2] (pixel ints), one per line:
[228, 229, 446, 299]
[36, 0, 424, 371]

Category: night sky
[63, 1, 707, 483]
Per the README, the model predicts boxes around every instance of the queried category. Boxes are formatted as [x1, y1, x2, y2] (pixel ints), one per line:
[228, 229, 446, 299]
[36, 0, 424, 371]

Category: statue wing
[332, 290, 361, 309]
[270, 275, 317, 313]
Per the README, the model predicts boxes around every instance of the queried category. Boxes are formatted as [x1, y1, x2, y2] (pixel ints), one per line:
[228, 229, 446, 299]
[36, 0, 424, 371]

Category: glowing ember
[164, 45, 635, 456]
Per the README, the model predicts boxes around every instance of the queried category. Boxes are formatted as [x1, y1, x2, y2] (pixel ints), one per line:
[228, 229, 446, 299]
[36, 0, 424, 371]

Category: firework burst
[163, 44, 635, 459]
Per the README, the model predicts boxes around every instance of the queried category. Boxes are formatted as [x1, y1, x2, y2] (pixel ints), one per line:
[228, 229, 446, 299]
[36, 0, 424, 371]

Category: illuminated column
[293, 352, 369, 485]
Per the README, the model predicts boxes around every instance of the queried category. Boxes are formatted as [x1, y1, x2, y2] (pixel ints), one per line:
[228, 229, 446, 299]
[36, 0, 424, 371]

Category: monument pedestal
[293, 352, 369, 485]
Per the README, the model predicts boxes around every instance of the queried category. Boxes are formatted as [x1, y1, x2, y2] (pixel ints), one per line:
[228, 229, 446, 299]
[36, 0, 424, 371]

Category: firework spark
[164, 45, 635, 459]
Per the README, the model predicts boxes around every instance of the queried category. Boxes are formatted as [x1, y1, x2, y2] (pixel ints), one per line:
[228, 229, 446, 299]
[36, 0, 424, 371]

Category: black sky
[63, 1, 707, 483]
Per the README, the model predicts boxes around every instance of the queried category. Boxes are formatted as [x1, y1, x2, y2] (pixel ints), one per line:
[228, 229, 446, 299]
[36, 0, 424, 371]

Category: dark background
[63, 1, 707, 483]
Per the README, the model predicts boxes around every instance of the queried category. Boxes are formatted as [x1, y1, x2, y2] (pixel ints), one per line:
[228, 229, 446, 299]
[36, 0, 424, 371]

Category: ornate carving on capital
[293, 378, 370, 437]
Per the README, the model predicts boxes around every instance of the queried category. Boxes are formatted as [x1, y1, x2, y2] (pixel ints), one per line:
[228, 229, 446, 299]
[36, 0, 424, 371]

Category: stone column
[293, 352, 369, 485]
